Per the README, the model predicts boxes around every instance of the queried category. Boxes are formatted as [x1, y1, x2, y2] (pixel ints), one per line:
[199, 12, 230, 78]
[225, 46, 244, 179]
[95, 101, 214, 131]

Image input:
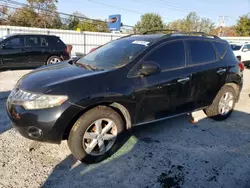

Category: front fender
[53, 94, 137, 142]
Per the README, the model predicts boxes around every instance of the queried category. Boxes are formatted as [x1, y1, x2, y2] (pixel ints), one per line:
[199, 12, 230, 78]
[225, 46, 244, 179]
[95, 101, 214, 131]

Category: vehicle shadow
[0, 90, 11, 134]
[42, 110, 250, 188]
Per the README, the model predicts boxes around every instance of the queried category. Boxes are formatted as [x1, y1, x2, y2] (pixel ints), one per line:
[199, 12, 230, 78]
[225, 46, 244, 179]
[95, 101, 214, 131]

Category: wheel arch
[62, 101, 133, 140]
[224, 82, 241, 102]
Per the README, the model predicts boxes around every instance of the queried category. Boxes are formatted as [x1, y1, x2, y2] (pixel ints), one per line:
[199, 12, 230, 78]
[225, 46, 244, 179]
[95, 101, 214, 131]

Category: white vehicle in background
[230, 42, 250, 67]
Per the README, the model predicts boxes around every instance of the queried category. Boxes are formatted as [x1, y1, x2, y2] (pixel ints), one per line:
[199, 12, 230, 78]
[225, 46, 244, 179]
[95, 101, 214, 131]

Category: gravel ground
[1, 69, 250, 188]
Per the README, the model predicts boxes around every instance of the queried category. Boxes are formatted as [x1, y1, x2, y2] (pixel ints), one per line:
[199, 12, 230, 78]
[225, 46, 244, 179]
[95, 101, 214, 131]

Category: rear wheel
[67, 106, 125, 163]
[204, 85, 236, 121]
[46, 56, 61, 65]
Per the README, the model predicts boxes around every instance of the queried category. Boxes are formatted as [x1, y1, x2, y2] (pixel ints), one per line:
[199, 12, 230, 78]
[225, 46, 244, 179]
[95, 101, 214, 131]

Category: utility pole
[217, 16, 228, 37]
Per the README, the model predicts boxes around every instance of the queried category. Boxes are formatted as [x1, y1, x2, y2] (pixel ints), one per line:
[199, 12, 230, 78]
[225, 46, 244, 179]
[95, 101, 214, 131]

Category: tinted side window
[212, 41, 228, 58]
[5, 37, 25, 48]
[144, 41, 185, 70]
[187, 40, 217, 65]
[243, 44, 250, 51]
[26, 36, 40, 47]
[49, 37, 65, 48]
[40, 36, 48, 47]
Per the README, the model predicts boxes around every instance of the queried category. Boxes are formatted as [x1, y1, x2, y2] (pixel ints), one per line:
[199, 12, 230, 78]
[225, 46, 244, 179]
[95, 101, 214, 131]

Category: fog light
[27, 127, 42, 138]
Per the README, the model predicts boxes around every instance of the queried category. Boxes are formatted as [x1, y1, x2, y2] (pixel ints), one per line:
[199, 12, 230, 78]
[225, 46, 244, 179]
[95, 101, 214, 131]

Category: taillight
[238, 62, 244, 71]
[65, 47, 69, 54]
[66, 45, 72, 56]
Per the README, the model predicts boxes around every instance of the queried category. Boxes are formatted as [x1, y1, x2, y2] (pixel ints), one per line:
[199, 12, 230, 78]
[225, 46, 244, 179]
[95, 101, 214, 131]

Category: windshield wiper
[75, 62, 102, 71]
[115, 55, 132, 68]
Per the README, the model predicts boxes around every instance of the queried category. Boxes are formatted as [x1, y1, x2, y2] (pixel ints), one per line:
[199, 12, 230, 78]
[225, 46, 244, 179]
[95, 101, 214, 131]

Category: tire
[68, 106, 125, 163]
[204, 84, 237, 121]
[46, 56, 61, 65]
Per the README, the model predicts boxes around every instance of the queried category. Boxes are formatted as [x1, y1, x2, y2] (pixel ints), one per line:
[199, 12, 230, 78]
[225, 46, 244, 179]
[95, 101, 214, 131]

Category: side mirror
[139, 61, 161, 76]
[242, 48, 249, 52]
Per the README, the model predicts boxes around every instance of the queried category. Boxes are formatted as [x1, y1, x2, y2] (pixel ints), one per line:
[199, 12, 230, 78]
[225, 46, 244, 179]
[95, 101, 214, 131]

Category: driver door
[132, 40, 192, 124]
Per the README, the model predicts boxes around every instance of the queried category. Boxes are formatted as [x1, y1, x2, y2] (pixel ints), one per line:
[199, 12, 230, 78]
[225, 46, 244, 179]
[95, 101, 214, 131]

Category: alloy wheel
[50, 58, 61, 64]
[218, 92, 234, 115]
[82, 118, 117, 156]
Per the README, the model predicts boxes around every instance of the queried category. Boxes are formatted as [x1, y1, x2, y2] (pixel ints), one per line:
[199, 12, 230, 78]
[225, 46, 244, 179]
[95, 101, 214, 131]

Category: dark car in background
[0, 34, 70, 70]
[6, 31, 244, 163]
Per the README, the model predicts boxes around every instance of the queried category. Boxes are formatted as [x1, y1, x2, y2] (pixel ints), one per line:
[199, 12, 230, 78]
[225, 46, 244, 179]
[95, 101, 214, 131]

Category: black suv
[6, 31, 244, 163]
[0, 34, 70, 69]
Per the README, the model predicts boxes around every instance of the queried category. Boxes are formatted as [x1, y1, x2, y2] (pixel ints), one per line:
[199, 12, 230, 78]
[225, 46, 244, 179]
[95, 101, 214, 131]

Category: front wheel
[68, 106, 125, 163]
[204, 85, 237, 121]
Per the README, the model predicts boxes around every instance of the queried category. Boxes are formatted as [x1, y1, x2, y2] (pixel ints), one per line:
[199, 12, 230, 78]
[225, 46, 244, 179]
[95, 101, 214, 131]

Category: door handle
[177, 77, 190, 83]
[217, 68, 226, 74]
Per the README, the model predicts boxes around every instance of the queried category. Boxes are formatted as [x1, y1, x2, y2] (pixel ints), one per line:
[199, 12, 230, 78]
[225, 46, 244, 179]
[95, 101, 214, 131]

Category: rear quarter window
[187, 40, 217, 65]
[212, 41, 228, 58]
[49, 36, 66, 48]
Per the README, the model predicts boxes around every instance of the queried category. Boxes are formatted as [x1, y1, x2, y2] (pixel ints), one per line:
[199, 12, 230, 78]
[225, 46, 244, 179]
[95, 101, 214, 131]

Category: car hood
[16, 61, 104, 93]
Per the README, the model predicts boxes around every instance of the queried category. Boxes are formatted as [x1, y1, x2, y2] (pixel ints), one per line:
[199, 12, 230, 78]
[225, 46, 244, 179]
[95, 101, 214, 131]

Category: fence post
[84, 32, 86, 55]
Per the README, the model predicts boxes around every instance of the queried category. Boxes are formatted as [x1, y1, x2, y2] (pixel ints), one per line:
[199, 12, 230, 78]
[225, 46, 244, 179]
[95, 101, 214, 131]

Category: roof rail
[178, 32, 219, 38]
[142, 30, 219, 38]
[142, 29, 180, 35]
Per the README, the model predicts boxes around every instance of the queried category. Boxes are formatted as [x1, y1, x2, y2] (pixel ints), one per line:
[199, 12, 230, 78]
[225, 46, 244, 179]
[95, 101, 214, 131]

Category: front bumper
[6, 99, 81, 144]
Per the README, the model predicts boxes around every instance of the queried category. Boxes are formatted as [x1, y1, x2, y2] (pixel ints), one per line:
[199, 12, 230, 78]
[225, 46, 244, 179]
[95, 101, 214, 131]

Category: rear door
[133, 40, 193, 124]
[186, 39, 228, 108]
[26, 35, 49, 66]
[0, 35, 28, 68]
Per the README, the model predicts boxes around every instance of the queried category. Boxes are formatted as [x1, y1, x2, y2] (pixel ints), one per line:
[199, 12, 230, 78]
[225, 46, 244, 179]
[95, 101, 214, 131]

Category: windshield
[76, 38, 151, 70]
[230, 44, 242, 51]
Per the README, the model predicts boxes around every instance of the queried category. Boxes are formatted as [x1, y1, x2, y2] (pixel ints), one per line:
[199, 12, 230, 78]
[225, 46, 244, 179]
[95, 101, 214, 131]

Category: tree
[27, 0, 57, 12]
[8, 0, 62, 28]
[134, 13, 164, 33]
[210, 26, 237, 37]
[28, 0, 60, 28]
[168, 12, 215, 33]
[77, 21, 96, 32]
[8, 7, 37, 27]
[95, 20, 108, 32]
[235, 14, 250, 36]
[66, 11, 85, 30]
[0, 5, 9, 25]
[77, 19, 108, 32]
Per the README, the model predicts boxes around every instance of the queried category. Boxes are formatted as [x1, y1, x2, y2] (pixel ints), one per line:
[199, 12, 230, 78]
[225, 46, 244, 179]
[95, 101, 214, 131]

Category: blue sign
[108, 14, 121, 31]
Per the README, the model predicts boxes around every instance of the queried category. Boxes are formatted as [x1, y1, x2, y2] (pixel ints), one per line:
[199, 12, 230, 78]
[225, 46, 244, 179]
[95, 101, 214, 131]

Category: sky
[19, 0, 250, 27]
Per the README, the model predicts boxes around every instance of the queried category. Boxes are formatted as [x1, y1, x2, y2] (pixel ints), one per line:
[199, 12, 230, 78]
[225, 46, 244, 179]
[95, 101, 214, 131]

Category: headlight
[9, 89, 68, 110]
